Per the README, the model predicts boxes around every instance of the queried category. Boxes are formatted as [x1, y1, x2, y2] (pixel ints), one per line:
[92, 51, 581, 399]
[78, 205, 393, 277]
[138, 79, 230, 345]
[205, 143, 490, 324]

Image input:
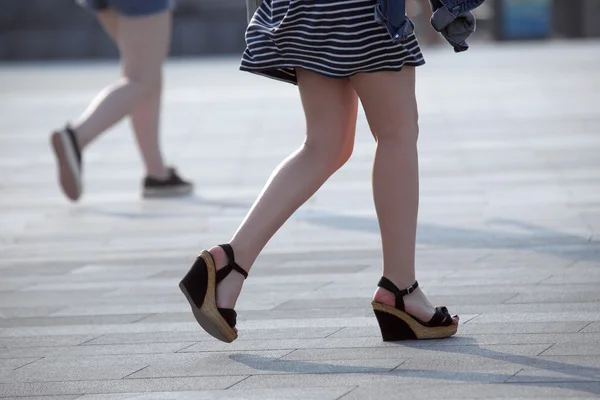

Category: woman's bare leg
[211, 69, 359, 311]
[70, 10, 170, 178]
[349, 68, 457, 324]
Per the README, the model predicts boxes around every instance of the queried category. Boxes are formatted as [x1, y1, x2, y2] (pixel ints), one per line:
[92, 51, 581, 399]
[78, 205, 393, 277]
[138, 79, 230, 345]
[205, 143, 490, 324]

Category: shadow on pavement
[231, 338, 600, 395]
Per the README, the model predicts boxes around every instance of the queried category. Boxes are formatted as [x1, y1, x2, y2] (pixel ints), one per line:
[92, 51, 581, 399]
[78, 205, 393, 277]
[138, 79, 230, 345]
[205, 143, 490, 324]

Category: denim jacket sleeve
[374, 0, 415, 42]
[375, 0, 485, 53]
[429, 0, 485, 52]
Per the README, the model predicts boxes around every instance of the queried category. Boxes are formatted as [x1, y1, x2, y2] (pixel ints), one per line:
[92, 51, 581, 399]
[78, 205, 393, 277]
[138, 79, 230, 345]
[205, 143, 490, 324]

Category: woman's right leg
[349, 68, 458, 326]
[211, 69, 359, 311]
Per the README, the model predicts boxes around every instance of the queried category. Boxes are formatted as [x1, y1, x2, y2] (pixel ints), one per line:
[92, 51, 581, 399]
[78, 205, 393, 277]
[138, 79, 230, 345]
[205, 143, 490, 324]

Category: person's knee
[374, 110, 419, 145]
[304, 130, 354, 174]
[333, 136, 354, 171]
[122, 70, 162, 98]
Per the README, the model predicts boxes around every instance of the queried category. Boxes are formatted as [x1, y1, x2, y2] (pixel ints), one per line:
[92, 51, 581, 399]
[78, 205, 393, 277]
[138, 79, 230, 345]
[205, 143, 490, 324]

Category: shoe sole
[372, 301, 458, 340]
[51, 131, 81, 201]
[179, 251, 238, 343]
[143, 185, 193, 198]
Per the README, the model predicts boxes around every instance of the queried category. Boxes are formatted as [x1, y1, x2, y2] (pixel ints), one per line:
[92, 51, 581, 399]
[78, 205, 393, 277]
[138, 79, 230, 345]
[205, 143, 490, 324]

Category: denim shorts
[77, 0, 175, 17]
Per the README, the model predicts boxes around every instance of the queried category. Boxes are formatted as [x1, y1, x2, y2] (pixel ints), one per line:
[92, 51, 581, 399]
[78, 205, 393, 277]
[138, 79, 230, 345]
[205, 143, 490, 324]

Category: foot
[142, 167, 193, 198]
[50, 126, 83, 202]
[373, 285, 459, 325]
[208, 246, 246, 331]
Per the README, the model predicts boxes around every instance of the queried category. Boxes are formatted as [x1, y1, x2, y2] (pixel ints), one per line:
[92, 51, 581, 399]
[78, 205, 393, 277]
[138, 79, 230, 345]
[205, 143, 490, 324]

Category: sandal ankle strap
[215, 244, 248, 283]
[377, 277, 418, 310]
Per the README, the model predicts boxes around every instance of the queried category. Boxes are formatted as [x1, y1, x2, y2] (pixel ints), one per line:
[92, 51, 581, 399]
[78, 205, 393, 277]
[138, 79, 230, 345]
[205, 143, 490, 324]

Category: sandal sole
[179, 251, 238, 343]
[372, 301, 457, 340]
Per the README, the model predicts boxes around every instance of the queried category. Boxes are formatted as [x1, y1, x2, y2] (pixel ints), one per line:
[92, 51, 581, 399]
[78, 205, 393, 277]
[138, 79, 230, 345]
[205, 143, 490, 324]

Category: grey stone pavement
[1, 39, 600, 399]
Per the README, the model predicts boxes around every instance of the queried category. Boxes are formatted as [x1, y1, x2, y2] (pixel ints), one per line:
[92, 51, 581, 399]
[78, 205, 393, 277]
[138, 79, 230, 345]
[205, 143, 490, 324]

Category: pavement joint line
[12, 357, 43, 371]
[536, 343, 557, 357]
[501, 293, 520, 304]
[275, 349, 297, 360]
[460, 314, 481, 324]
[504, 367, 524, 383]
[223, 375, 252, 390]
[174, 342, 199, 353]
[536, 275, 554, 285]
[130, 314, 156, 324]
[336, 385, 360, 400]
[391, 358, 411, 371]
[577, 322, 594, 333]
[121, 365, 149, 379]
[324, 327, 345, 338]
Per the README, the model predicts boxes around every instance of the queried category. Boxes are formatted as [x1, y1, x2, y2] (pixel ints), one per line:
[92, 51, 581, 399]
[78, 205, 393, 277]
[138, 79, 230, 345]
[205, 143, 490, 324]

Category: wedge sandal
[179, 244, 248, 343]
[372, 277, 457, 341]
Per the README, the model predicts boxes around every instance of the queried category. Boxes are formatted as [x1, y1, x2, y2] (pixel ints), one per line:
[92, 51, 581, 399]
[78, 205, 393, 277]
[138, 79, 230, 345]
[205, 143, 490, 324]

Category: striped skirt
[240, 0, 425, 85]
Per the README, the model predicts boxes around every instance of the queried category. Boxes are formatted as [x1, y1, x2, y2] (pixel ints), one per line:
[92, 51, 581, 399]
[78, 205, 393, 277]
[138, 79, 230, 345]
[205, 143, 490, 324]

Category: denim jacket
[376, 0, 485, 52]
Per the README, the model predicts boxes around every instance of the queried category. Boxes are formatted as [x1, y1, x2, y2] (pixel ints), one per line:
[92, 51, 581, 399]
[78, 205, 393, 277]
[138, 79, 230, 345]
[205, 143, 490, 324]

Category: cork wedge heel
[179, 244, 248, 343]
[372, 278, 457, 341]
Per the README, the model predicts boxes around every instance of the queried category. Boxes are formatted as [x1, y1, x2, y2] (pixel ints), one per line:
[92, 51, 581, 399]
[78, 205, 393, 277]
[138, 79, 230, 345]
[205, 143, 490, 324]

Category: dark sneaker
[142, 167, 193, 198]
[50, 126, 82, 202]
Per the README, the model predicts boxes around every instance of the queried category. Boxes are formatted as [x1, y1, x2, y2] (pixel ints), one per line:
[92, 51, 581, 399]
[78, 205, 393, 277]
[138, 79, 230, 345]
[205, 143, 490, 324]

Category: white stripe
[243, 0, 423, 84]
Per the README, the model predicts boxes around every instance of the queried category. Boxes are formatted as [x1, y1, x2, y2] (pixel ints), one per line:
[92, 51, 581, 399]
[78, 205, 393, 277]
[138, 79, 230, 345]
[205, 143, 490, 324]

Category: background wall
[1, 0, 599, 61]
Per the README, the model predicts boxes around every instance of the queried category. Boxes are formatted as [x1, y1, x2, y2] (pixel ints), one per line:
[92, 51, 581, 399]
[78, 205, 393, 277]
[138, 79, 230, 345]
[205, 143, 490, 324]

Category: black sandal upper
[377, 277, 453, 327]
[215, 244, 248, 283]
[215, 244, 248, 328]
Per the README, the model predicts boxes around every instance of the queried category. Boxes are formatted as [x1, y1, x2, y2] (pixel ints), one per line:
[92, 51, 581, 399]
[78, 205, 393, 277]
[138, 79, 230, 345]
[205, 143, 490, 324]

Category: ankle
[146, 168, 170, 181]
[227, 240, 256, 272]
[382, 274, 417, 292]
[65, 125, 83, 150]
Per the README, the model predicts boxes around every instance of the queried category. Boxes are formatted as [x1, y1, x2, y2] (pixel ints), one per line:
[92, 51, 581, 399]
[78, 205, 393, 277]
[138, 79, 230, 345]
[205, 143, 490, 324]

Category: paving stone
[581, 322, 600, 333]
[0, 335, 97, 349]
[0, 314, 151, 328]
[86, 327, 339, 345]
[0, 290, 111, 308]
[181, 336, 407, 353]
[434, 333, 600, 346]
[1, 41, 600, 397]
[467, 312, 600, 324]
[77, 387, 354, 400]
[0, 358, 40, 373]
[340, 382, 600, 399]
[282, 344, 550, 362]
[140, 308, 370, 324]
[458, 322, 591, 335]
[0, 376, 246, 397]
[535, 355, 600, 369]
[126, 351, 399, 378]
[453, 303, 600, 314]
[540, 342, 600, 356]
[506, 290, 600, 304]
[0, 307, 65, 319]
[1, 355, 149, 383]
[3, 396, 79, 400]
[327, 326, 382, 338]
[0, 342, 192, 359]
[508, 368, 600, 383]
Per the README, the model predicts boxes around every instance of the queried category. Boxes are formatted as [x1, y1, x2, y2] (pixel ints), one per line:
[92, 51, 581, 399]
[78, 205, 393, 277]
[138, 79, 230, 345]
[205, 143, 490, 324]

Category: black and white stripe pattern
[240, 0, 425, 85]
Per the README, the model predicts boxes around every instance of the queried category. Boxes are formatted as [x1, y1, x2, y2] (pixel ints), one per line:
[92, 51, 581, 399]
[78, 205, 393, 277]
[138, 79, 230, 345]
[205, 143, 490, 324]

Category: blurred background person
[50, 0, 193, 202]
